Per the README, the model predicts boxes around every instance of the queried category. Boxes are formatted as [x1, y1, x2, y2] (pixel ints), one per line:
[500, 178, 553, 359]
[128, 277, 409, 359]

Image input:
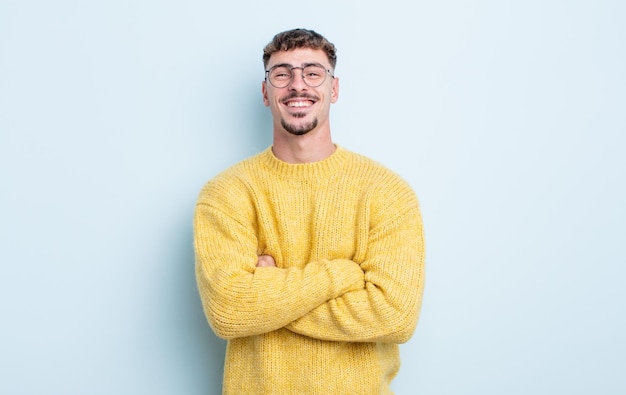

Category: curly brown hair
[262, 28, 337, 70]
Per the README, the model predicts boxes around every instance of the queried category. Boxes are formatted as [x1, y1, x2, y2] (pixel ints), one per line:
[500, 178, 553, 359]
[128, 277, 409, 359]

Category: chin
[281, 117, 318, 136]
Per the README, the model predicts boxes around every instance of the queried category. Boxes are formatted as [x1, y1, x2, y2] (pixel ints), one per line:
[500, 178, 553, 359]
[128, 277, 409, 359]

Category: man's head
[262, 28, 337, 71]
[262, 29, 339, 137]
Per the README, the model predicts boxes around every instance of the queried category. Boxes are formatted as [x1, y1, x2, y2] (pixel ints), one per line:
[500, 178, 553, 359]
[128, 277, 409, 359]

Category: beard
[279, 92, 320, 135]
[281, 114, 318, 136]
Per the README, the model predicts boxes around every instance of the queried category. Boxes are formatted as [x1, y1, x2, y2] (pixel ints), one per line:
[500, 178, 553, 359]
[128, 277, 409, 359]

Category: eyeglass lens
[268, 65, 327, 88]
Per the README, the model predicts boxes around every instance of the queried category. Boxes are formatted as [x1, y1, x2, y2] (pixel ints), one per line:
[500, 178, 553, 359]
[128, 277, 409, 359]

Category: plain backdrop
[1, 1, 625, 394]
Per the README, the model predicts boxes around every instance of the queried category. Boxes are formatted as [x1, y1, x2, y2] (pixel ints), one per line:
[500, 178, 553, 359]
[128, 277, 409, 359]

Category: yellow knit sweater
[194, 146, 425, 395]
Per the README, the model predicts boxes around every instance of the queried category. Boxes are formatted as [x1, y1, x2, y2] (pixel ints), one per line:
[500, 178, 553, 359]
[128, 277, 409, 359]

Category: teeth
[287, 101, 311, 107]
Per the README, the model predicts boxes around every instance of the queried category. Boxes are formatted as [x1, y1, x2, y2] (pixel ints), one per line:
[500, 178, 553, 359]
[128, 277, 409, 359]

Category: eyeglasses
[265, 63, 334, 88]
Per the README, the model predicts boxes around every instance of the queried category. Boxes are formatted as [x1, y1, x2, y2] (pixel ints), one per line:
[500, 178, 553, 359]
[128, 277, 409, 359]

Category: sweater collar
[260, 145, 349, 180]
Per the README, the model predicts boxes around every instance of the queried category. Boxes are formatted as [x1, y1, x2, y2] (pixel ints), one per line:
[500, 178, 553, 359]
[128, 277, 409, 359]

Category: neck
[272, 127, 336, 164]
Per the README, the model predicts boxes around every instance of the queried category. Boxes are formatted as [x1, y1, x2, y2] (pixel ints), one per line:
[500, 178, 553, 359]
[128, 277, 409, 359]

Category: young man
[194, 28, 425, 394]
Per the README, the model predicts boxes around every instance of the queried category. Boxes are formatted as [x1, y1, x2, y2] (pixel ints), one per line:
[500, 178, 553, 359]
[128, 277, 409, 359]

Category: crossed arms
[194, 191, 425, 344]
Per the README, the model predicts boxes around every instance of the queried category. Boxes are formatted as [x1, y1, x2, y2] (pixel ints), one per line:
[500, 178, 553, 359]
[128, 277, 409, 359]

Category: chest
[252, 180, 371, 268]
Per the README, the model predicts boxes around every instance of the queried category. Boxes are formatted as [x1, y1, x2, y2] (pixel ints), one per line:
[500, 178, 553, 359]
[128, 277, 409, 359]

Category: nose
[287, 67, 308, 90]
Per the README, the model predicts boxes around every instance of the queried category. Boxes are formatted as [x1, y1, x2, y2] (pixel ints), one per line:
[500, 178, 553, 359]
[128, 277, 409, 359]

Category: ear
[330, 77, 339, 103]
[262, 81, 270, 107]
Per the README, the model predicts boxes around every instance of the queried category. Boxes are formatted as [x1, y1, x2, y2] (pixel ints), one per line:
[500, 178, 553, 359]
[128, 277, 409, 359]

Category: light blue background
[1, 1, 624, 394]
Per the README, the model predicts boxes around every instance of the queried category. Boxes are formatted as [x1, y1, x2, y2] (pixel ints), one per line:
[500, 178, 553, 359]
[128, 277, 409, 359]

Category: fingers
[256, 254, 276, 267]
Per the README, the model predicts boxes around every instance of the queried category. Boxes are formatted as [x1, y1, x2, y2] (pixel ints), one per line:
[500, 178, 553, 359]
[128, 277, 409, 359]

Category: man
[194, 28, 425, 394]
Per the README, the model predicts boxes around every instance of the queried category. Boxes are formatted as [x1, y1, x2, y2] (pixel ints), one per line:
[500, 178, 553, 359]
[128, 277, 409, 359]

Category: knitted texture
[194, 146, 425, 395]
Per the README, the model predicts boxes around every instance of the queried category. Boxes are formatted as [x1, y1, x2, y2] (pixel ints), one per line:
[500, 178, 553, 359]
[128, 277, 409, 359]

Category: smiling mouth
[286, 100, 313, 108]
[282, 94, 318, 109]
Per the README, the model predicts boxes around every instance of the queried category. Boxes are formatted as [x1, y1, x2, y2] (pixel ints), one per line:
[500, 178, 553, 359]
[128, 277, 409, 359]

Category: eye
[303, 66, 325, 79]
[270, 67, 292, 80]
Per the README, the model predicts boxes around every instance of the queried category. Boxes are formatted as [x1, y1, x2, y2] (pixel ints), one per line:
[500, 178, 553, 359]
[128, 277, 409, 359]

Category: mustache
[281, 92, 319, 103]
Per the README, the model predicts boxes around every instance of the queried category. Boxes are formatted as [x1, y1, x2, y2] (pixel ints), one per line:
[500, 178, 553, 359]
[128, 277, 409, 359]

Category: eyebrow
[268, 62, 326, 70]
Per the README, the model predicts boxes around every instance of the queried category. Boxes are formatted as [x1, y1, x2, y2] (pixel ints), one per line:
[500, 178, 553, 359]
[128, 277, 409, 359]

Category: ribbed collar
[258, 145, 350, 181]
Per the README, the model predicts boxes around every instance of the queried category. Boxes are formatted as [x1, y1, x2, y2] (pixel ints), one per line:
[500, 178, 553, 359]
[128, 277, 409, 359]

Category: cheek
[269, 99, 283, 114]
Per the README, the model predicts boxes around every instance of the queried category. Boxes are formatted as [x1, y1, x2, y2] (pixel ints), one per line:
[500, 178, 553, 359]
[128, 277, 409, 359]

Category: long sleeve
[286, 189, 425, 343]
[194, 195, 365, 340]
[194, 146, 426, 394]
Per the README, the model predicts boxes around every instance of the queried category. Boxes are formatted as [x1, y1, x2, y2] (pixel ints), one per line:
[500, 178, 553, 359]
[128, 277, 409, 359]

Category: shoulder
[340, 147, 420, 221]
[196, 150, 268, 207]
[341, 147, 416, 195]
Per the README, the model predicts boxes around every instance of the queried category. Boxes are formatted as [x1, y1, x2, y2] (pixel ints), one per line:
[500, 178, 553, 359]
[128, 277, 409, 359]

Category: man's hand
[256, 254, 277, 267]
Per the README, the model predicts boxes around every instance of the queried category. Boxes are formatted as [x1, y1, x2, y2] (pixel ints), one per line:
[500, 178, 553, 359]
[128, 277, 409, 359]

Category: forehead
[267, 48, 331, 68]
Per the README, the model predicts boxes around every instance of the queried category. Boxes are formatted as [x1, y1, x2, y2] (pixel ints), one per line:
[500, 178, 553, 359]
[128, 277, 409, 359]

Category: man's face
[262, 48, 339, 136]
